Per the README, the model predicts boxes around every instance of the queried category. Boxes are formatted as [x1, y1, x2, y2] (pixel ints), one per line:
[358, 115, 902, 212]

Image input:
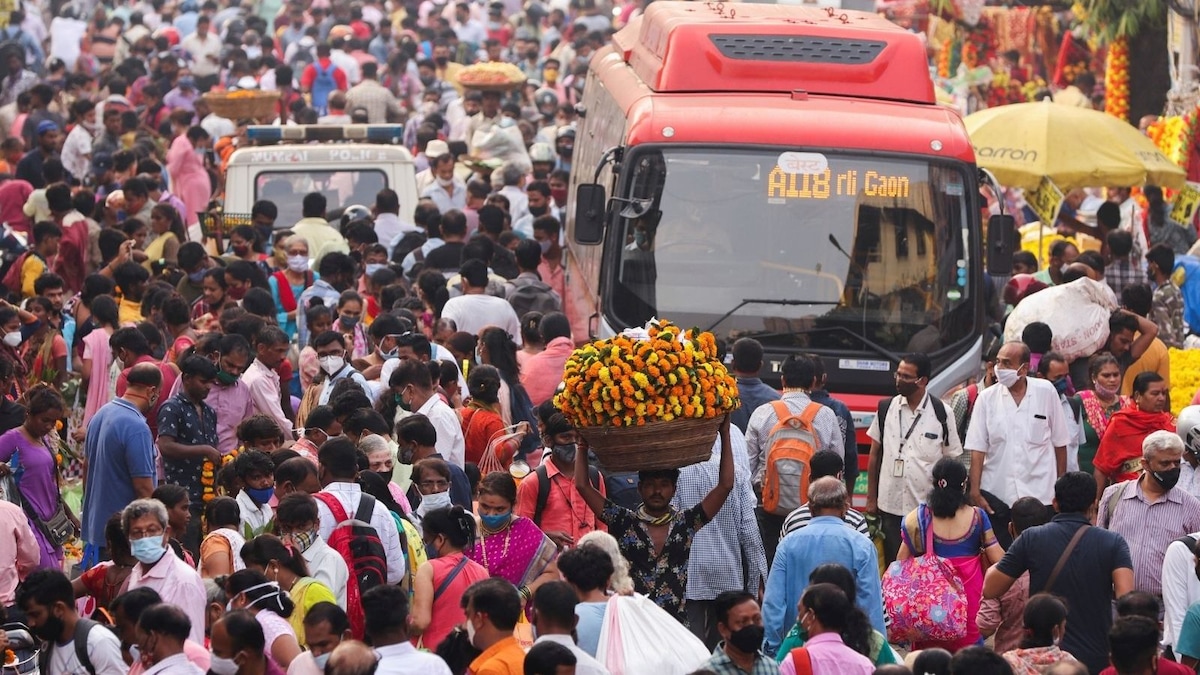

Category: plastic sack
[471, 120, 531, 172]
[596, 594, 710, 675]
[1002, 277, 1118, 361]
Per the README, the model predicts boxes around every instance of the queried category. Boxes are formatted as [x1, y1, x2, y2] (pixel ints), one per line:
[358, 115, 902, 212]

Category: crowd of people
[0, 1, 1198, 675]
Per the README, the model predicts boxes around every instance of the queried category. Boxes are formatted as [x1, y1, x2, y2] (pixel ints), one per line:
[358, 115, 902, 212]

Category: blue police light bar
[246, 125, 406, 144]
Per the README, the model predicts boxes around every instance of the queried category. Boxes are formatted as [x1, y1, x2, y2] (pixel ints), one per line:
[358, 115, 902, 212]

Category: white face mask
[287, 254, 309, 273]
[995, 367, 1021, 389]
[418, 490, 452, 514]
[436, 176, 454, 188]
[209, 655, 239, 675]
[2, 331, 19, 347]
[319, 355, 346, 375]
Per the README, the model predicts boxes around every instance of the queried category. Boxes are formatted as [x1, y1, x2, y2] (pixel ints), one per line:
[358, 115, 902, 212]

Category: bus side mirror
[574, 184, 607, 245]
[986, 214, 1016, 276]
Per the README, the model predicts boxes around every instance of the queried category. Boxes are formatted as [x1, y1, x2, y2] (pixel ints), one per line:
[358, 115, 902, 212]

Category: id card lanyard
[893, 395, 928, 478]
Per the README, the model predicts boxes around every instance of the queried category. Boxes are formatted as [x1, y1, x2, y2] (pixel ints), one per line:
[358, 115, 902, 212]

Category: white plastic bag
[595, 594, 711, 675]
[1003, 277, 1118, 361]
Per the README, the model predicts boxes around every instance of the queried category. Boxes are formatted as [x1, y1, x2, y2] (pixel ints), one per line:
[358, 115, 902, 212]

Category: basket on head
[577, 416, 720, 472]
[202, 90, 281, 120]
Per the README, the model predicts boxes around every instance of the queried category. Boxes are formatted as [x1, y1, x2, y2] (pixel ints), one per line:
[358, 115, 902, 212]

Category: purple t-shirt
[0, 427, 63, 568]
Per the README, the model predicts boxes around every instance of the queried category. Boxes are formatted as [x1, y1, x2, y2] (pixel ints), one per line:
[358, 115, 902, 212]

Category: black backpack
[604, 472, 642, 511]
[533, 462, 601, 527]
[877, 396, 950, 446]
[507, 276, 562, 317]
[38, 618, 110, 675]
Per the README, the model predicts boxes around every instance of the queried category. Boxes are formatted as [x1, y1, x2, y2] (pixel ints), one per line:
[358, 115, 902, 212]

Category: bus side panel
[565, 71, 629, 342]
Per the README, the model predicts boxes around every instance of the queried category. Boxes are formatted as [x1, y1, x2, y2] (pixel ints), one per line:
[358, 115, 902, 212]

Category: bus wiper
[705, 298, 840, 333]
[791, 325, 904, 364]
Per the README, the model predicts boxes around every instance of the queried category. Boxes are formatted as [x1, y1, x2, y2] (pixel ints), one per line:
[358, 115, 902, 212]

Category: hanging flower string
[201, 448, 241, 503]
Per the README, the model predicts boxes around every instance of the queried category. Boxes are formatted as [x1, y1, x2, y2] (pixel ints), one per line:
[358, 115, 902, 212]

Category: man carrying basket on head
[573, 415, 735, 624]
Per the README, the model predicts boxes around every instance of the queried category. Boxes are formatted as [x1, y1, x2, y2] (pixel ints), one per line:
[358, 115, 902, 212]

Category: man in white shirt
[241, 326, 294, 439]
[233, 449, 276, 537]
[1109, 185, 1150, 265]
[179, 15, 222, 88]
[276, 492, 349, 609]
[60, 99, 95, 182]
[453, 2, 487, 48]
[966, 341, 1069, 537]
[531, 582, 611, 675]
[866, 353, 963, 561]
[16, 569, 128, 675]
[420, 153, 467, 213]
[314, 439, 406, 585]
[441, 260, 522, 346]
[330, 37, 361, 85]
[391, 359, 465, 467]
[135, 604, 207, 675]
[364, 584, 453, 675]
[373, 188, 418, 258]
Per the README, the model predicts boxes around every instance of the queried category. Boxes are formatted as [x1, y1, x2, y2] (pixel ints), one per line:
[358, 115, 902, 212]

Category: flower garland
[555, 320, 739, 428]
[1104, 37, 1129, 121]
[201, 448, 240, 503]
[1171, 347, 1200, 416]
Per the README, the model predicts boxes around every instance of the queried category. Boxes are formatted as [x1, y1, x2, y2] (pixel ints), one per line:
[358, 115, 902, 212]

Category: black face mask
[552, 443, 576, 465]
[1153, 466, 1182, 491]
[529, 204, 549, 217]
[728, 624, 765, 654]
[434, 56, 449, 67]
[375, 470, 393, 483]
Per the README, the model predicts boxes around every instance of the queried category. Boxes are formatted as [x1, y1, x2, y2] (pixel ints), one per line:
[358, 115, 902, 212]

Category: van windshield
[255, 170, 388, 226]
[606, 147, 976, 354]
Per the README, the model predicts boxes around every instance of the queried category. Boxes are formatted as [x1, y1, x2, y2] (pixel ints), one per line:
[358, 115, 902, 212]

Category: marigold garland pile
[555, 321, 740, 428]
[1171, 347, 1200, 416]
[1148, 113, 1199, 169]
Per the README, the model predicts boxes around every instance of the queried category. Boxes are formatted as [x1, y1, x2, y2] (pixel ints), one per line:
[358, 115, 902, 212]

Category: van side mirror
[574, 184, 607, 245]
[986, 214, 1016, 276]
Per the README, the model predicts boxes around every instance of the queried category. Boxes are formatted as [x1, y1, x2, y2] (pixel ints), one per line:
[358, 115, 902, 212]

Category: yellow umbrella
[964, 101, 1186, 191]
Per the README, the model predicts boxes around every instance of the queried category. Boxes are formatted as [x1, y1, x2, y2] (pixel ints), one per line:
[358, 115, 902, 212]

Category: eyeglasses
[419, 479, 450, 490]
[893, 373, 920, 382]
[128, 527, 164, 539]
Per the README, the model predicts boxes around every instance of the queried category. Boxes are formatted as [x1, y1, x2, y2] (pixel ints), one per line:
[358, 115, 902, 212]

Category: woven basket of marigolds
[202, 90, 280, 120]
[555, 321, 740, 471]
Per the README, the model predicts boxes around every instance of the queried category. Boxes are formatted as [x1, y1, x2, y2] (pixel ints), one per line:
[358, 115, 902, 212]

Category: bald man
[326, 640, 378, 675]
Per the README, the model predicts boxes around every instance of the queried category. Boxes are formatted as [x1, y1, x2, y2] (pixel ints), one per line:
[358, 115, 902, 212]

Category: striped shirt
[745, 392, 845, 486]
[780, 504, 870, 539]
[1098, 478, 1200, 595]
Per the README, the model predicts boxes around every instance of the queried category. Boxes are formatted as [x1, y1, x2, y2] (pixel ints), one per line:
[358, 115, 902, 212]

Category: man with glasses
[967, 341, 1069, 546]
[314, 331, 372, 405]
[397, 414, 472, 511]
[865, 353, 963, 563]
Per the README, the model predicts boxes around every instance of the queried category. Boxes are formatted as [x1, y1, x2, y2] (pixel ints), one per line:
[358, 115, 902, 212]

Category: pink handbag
[881, 505, 968, 644]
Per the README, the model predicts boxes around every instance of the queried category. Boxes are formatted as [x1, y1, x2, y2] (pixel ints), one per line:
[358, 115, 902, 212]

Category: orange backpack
[761, 400, 822, 516]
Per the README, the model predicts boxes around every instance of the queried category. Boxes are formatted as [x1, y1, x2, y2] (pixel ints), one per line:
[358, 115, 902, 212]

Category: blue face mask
[130, 535, 167, 565]
[1052, 376, 1071, 396]
[188, 268, 207, 283]
[480, 512, 511, 530]
[245, 486, 275, 505]
[313, 652, 331, 670]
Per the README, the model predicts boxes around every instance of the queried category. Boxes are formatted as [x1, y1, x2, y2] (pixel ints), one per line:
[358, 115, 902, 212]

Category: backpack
[0, 250, 33, 296]
[310, 61, 338, 111]
[314, 492, 388, 639]
[37, 618, 110, 675]
[392, 231, 426, 265]
[508, 276, 562, 317]
[761, 400, 822, 517]
[877, 396, 949, 447]
[605, 472, 642, 511]
[957, 383, 980, 443]
[532, 462, 600, 527]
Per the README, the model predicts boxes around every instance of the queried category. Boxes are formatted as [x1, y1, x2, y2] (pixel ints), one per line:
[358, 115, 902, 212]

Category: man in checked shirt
[1098, 430, 1200, 597]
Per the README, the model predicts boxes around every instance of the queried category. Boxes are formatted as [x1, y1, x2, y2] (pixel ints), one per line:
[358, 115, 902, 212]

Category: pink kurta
[165, 135, 211, 226]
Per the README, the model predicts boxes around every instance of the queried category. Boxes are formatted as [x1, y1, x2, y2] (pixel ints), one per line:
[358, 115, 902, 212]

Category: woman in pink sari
[898, 458, 1005, 652]
[467, 471, 559, 596]
[165, 125, 212, 226]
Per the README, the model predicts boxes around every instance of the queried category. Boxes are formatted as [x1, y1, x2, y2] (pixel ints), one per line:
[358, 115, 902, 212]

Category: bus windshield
[606, 148, 976, 355]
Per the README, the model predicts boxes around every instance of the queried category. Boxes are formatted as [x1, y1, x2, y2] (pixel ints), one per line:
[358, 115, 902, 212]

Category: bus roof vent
[710, 35, 886, 64]
[620, 1, 935, 105]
